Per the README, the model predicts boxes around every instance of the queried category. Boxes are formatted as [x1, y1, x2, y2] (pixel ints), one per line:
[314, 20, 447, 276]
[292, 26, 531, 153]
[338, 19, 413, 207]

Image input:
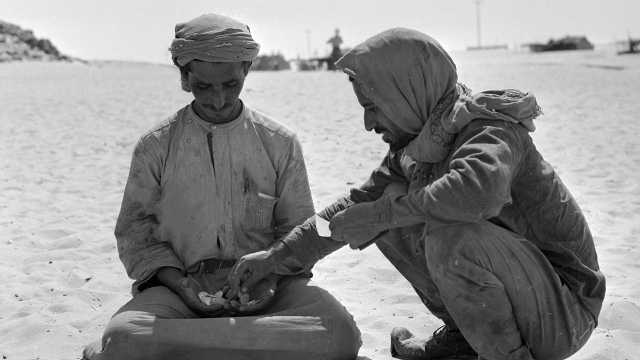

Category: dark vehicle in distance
[528, 36, 594, 52]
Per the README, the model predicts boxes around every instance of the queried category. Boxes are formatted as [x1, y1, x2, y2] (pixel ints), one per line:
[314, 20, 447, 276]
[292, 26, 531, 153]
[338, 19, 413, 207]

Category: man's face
[187, 61, 248, 123]
[351, 81, 413, 151]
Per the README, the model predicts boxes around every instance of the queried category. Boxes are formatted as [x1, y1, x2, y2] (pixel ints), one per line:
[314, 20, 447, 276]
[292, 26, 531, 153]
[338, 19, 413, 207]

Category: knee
[283, 281, 362, 358]
[100, 311, 154, 359]
[326, 311, 362, 359]
[425, 222, 480, 259]
[424, 222, 491, 276]
[316, 293, 361, 359]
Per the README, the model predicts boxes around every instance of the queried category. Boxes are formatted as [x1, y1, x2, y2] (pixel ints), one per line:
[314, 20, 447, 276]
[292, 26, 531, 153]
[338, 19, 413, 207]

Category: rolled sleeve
[282, 151, 406, 266]
[281, 197, 353, 267]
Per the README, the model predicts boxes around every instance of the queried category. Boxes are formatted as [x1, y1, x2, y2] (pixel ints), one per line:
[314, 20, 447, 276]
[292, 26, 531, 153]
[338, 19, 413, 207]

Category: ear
[173, 58, 192, 92]
[180, 69, 192, 92]
[242, 61, 252, 75]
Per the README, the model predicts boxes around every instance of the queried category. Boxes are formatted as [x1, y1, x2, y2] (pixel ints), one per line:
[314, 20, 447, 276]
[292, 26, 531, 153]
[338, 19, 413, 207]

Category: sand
[1, 48, 639, 359]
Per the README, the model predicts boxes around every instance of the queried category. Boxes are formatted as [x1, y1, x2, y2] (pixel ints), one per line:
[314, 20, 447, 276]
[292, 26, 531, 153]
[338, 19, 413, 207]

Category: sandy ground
[1, 48, 639, 359]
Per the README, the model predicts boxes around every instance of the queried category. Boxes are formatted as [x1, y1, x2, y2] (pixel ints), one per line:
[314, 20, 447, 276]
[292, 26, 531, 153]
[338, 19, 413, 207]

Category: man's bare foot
[82, 340, 103, 360]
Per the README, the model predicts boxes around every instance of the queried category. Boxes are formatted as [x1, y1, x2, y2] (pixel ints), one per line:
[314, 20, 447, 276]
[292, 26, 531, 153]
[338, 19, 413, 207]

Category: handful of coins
[197, 288, 258, 307]
[237, 290, 252, 306]
[197, 290, 227, 306]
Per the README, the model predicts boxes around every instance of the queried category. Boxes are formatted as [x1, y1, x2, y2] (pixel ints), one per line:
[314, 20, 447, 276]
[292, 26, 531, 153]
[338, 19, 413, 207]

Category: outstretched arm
[227, 151, 407, 295]
[330, 121, 526, 246]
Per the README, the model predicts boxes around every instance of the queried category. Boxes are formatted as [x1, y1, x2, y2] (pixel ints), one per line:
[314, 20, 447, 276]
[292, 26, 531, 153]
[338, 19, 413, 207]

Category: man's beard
[388, 134, 415, 152]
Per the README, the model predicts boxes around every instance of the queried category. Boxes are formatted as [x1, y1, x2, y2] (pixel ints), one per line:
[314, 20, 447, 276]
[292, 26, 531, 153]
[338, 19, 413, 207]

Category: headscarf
[335, 28, 542, 163]
[169, 14, 260, 66]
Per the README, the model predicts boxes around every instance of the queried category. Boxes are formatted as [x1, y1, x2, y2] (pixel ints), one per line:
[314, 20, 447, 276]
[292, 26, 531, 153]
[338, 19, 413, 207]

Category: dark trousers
[376, 221, 596, 360]
[93, 276, 361, 360]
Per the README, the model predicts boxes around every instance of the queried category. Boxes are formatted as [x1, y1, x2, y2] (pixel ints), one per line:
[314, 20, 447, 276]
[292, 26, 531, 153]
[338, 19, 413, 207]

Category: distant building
[618, 37, 640, 55]
[250, 53, 291, 71]
[528, 36, 594, 52]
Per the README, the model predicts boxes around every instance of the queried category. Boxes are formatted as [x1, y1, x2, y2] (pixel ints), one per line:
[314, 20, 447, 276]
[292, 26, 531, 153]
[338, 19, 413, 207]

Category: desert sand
[1, 48, 639, 359]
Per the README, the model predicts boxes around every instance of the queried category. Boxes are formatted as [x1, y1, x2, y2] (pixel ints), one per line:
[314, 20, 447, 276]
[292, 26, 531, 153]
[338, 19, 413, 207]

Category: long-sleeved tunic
[283, 120, 605, 322]
[116, 103, 314, 292]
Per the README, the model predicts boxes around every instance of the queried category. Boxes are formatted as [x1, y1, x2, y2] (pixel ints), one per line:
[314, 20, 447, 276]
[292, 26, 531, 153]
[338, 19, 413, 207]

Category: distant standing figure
[327, 28, 344, 70]
[82, 13, 360, 360]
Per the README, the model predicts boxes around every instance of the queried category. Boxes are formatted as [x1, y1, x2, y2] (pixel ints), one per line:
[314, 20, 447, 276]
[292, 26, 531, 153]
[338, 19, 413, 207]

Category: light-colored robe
[115, 103, 314, 293]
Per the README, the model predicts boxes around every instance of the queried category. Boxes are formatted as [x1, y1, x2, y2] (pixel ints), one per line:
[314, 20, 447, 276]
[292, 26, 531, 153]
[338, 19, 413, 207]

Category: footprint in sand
[47, 303, 74, 314]
[36, 228, 74, 240]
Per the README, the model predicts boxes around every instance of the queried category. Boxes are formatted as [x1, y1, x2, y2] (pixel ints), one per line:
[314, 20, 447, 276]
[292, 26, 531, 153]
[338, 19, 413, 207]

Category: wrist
[156, 267, 185, 292]
[266, 273, 283, 283]
[268, 240, 292, 266]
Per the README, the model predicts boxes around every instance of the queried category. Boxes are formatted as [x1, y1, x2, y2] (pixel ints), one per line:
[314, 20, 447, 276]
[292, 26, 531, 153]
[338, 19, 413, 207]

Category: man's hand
[226, 249, 278, 300]
[156, 267, 227, 317]
[176, 276, 228, 316]
[329, 199, 389, 249]
[227, 273, 279, 314]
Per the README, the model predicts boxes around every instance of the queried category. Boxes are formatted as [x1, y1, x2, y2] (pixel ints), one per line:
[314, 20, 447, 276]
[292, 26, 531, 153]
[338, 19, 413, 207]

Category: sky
[3, 0, 640, 63]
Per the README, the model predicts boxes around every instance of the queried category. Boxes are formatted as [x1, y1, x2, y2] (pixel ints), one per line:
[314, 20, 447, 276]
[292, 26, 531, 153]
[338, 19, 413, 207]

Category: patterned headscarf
[169, 14, 260, 66]
[335, 28, 541, 163]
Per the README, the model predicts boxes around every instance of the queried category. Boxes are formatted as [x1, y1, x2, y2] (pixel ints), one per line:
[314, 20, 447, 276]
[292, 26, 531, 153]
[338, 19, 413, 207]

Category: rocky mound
[0, 20, 71, 62]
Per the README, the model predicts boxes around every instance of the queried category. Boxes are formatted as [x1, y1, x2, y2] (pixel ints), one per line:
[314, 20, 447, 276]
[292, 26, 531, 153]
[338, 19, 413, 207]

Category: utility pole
[475, 0, 482, 48]
[305, 29, 311, 59]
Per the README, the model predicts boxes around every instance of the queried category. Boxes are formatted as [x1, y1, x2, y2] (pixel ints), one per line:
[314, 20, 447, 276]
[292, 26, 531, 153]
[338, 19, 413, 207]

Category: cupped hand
[226, 250, 277, 300]
[227, 274, 279, 314]
[176, 276, 229, 317]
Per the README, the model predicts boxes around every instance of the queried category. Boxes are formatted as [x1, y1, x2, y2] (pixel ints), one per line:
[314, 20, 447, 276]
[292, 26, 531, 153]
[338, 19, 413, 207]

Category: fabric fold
[170, 14, 260, 65]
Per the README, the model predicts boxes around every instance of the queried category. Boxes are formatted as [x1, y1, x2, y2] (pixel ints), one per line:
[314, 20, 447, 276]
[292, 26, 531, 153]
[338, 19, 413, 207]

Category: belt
[187, 258, 237, 274]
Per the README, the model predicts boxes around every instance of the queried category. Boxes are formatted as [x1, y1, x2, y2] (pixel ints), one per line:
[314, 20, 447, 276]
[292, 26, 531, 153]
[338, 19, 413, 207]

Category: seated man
[83, 13, 360, 360]
[228, 28, 605, 360]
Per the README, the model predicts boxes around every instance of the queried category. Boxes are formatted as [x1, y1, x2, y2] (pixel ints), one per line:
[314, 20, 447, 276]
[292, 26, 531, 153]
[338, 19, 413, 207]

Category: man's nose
[364, 111, 376, 131]
[210, 90, 225, 110]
